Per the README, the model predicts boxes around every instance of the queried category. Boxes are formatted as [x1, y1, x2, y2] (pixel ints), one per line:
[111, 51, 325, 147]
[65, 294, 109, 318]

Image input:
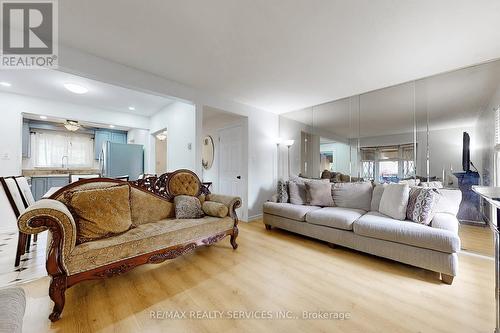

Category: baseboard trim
[247, 214, 263, 222]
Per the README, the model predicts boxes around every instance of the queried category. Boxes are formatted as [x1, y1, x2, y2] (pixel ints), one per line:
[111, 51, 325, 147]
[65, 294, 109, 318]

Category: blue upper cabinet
[22, 122, 31, 158]
[94, 130, 111, 160]
[94, 130, 128, 160]
[111, 132, 127, 144]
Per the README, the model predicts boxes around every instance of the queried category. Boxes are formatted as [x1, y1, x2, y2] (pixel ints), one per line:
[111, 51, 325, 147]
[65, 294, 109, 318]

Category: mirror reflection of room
[278, 59, 500, 226]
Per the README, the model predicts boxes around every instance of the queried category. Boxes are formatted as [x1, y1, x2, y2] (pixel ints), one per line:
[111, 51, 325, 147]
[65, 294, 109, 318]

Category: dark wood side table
[473, 186, 500, 333]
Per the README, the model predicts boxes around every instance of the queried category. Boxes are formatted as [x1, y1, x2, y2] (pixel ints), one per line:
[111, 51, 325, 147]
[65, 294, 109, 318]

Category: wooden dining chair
[0, 177, 30, 267]
[13, 176, 38, 243]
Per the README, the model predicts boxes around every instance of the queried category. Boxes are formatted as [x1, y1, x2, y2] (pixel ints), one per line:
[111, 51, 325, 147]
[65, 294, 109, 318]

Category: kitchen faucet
[61, 155, 68, 169]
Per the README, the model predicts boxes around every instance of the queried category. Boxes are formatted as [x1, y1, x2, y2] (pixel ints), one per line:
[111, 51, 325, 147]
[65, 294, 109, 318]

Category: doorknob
[236, 176, 241, 179]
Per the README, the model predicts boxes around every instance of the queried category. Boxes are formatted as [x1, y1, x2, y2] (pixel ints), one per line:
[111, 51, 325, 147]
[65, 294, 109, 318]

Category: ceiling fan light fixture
[156, 130, 167, 141]
[64, 120, 80, 131]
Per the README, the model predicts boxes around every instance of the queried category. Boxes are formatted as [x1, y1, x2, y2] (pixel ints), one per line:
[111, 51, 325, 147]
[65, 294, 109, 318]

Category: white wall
[57, 46, 279, 221]
[202, 112, 246, 193]
[0, 92, 150, 177]
[149, 102, 196, 173]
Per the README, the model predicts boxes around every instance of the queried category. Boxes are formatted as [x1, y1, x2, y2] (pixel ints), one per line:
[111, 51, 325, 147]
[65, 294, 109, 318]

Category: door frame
[217, 120, 249, 222]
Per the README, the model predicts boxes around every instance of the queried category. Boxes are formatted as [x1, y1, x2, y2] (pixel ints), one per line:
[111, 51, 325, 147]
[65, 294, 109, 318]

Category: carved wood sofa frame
[20, 169, 241, 321]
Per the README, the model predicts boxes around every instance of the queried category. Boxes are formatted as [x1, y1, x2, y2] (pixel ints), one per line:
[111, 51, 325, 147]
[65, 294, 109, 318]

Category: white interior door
[218, 124, 244, 219]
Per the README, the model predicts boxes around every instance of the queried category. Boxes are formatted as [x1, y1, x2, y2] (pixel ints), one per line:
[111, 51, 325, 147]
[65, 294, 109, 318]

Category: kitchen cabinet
[31, 176, 69, 201]
[94, 130, 127, 160]
[111, 132, 127, 144]
[22, 122, 31, 158]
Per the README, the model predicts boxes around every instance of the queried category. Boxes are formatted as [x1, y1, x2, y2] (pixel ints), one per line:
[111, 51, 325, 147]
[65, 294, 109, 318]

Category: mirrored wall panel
[278, 58, 500, 224]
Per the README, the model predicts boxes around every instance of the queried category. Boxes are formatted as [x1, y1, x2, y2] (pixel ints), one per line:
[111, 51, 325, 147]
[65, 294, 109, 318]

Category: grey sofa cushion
[0, 288, 25, 333]
[306, 207, 365, 230]
[263, 202, 321, 221]
[332, 182, 373, 211]
[431, 212, 459, 234]
[353, 211, 460, 253]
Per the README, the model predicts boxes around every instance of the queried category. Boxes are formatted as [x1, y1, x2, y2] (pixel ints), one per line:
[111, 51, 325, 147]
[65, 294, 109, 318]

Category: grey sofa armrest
[206, 194, 241, 219]
[0, 287, 25, 333]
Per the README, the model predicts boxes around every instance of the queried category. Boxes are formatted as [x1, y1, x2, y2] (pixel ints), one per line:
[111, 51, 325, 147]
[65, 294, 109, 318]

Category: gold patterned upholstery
[66, 216, 234, 274]
[167, 170, 201, 197]
[17, 174, 240, 278]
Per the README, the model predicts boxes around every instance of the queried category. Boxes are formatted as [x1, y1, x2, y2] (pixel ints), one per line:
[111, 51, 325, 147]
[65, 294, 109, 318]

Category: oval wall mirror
[202, 135, 215, 170]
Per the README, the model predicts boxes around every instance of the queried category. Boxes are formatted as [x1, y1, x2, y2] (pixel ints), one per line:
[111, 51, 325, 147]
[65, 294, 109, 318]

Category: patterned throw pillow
[174, 195, 205, 219]
[406, 187, 438, 225]
[276, 180, 289, 203]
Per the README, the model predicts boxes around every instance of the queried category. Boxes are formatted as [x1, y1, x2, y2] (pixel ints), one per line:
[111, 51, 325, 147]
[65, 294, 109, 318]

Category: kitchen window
[31, 130, 94, 168]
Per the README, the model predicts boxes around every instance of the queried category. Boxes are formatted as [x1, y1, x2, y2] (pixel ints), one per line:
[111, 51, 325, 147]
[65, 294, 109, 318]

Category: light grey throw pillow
[288, 182, 307, 205]
[379, 183, 410, 220]
[174, 195, 205, 219]
[332, 182, 373, 211]
[370, 184, 387, 211]
[305, 182, 334, 207]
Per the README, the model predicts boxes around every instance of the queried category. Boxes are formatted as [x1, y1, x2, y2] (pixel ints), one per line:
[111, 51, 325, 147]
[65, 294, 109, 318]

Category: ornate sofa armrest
[18, 199, 77, 275]
[206, 194, 241, 219]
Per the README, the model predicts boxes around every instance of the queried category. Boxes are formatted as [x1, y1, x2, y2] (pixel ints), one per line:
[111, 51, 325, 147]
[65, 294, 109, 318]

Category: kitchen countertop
[29, 174, 70, 178]
[22, 169, 100, 177]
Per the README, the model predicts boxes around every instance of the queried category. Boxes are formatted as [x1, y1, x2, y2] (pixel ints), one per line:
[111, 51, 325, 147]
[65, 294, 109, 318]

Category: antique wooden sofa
[17, 169, 241, 321]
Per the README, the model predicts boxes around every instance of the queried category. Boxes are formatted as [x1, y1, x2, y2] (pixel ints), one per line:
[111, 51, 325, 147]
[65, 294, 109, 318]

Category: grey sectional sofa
[263, 183, 462, 284]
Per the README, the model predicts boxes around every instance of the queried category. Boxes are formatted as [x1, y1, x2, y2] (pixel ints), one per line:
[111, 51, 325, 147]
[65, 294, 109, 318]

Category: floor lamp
[284, 140, 295, 178]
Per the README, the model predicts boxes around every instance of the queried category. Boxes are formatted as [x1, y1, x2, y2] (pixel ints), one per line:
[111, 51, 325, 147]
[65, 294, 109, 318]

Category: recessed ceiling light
[128, 106, 135, 111]
[0, 81, 12, 87]
[39, 115, 47, 120]
[109, 125, 115, 128]
[63, 83, 88, 94]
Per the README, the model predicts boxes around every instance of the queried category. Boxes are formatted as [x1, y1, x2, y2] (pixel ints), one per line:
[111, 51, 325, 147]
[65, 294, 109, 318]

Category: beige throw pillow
[305, 182, 334, 207]
[379, 183, 410, 220]
[202, 201, 229, 218]
[66, 185, 133, 244]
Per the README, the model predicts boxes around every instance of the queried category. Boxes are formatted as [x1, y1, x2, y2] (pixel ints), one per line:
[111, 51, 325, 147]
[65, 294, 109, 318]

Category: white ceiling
[282, 60, 500, 138]
[0, 69, 174, 116]
[57, 0, 500, 113]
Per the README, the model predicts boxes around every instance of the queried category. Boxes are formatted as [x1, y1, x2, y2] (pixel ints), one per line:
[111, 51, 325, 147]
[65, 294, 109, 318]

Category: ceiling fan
[63, 120, 82, 132]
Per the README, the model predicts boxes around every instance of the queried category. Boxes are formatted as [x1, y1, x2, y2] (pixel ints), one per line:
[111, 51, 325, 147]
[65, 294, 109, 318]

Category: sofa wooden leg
[48, 274, 67, 322]
[327, 242, 337, 249]
[441, 274, 454, 285]
[230, 226, 239, 250]
[264, 224, 272, 230]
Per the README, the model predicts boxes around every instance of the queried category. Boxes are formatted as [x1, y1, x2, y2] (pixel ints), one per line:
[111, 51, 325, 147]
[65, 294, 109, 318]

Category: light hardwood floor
[14, 221, 497, 333]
